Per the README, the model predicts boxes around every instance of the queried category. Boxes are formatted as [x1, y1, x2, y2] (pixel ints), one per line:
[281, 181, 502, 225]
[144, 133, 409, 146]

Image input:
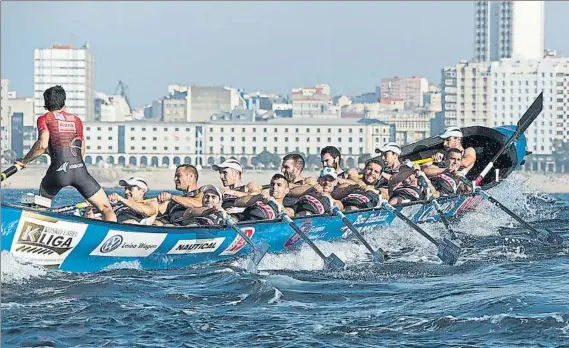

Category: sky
[2, 1, 569, 108]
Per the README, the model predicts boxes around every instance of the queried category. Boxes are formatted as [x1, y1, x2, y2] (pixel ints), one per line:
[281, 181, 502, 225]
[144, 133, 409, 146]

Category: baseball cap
[200, 184, 222, 198]
[119, 176, 148, 191]
[212, 159, 243, 173]
[377, 142, 402, 155]
[439, 126, 463, 139]
[319, 167, 338, 180]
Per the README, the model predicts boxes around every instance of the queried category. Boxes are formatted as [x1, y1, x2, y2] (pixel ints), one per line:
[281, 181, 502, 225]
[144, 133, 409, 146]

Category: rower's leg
[86, 188, 117, 222]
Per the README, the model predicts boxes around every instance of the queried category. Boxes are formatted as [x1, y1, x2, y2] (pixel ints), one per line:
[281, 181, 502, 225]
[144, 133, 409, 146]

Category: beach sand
[1, 164, 568, 193]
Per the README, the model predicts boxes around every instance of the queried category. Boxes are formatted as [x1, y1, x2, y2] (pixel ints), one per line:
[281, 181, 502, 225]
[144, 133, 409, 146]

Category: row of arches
[35, 154, 359, 169]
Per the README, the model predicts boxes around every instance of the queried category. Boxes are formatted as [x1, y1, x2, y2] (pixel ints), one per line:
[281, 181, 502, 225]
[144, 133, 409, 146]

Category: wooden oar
[50, 198, 157, 213]
[378, 198, 461, 265]
[331, 205, 386, 263]
[474, 92, 543, 186]
[222, 211, 270, 266]
[417, 175, 459, 240]
[1, 165, 22, 182]
[276, 204, 345, 270]
[458, 178, 564, 246]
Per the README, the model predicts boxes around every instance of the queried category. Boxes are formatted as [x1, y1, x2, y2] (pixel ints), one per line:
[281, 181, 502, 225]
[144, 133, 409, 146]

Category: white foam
[267, 288, 283, 304]
[102, 260, 142, 271]
[0, 251, 47, 284]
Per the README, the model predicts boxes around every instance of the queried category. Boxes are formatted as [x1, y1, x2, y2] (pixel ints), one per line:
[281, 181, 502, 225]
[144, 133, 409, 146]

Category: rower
[424, 126, 477, 177]
[354, 158, 389, 199]
[213, 159, 260, 211]
[15, 86, 116, 222]
[293, 167, 345, 216]
[374, 142, 403, 191]
[155, 164, 202, 226]
[388, 164, 438, 205]
[320, 146, 349, 180]
[281, 153, 314, 186]
[180, 185, 228, 226]
[104, 176, 158, 225]
[426, 148, 470, 196]
[234, 173, 295, 221]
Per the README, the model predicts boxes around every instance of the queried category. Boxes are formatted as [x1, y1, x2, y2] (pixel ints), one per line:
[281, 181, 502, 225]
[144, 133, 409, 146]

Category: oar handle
[1, 165, 21, 182]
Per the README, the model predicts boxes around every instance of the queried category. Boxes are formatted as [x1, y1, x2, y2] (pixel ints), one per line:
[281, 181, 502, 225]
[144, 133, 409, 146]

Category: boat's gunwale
[0, 191, 475, 233]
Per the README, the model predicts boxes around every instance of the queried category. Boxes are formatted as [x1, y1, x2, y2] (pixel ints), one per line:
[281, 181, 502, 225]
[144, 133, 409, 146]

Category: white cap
[119, 176, 148, 191]
[440, 126, 463, 139]
[378, 142, 401, 155]
[200, 184, 222, 198]
[319, 167, 338, 180]
[212, 159, 242, 173]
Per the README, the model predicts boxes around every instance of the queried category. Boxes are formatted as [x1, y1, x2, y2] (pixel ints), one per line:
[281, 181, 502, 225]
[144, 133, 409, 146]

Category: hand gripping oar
[222, 211, 270, 266]
[331, 205, 386, 263]
[1, 164, 22, 182]
[468, 184, 564, 246]
[474, 92, 543, 186]
[276, 205, 345, 270]
[378, 198, 461, 265]
[417, 175, 458, 240]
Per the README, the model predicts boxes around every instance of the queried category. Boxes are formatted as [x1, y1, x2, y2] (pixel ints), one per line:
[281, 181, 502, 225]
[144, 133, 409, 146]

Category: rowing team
[83, 126, 477, 226]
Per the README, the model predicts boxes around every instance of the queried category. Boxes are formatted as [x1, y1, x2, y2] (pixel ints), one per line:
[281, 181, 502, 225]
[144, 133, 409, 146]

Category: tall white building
[474, 1, 545, 62]
[440, 61, 492, 130]
[34, 44, 95, 122]
[1, 79, 11, 156]
[491, 57, 569, 155]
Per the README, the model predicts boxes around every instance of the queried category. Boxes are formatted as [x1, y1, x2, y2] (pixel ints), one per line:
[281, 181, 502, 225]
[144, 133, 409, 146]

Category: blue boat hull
[0, 124, 528, 272]
[1, 194, 484, 272]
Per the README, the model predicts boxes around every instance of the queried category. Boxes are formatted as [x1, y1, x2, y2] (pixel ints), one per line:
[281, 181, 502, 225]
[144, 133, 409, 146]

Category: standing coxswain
[14, 86, 116, 222]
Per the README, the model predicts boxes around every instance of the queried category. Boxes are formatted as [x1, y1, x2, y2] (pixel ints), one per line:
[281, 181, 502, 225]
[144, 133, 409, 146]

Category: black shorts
[41, 163, 101, 199]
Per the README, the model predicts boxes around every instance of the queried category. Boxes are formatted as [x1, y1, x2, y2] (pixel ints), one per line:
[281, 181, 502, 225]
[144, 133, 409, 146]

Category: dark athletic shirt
[37, 111, 100, 198]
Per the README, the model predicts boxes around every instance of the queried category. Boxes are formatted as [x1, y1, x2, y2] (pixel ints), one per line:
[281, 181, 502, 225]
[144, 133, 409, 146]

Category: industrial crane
[114, 80, 132, 112]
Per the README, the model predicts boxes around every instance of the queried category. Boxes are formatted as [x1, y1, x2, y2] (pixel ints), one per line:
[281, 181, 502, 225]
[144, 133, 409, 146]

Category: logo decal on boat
[10, 211, 88, 267]
[283, 220, 325, 248]
[167, 237, 226, 255]
[90, 231, 167, 257]
[100, 235, 123, 253]
[219, 227, 255, 256]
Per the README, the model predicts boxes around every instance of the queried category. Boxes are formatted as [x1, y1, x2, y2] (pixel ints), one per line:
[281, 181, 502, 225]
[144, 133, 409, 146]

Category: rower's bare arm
[246, 182, 261, 194]
[331, 184, 361, 200]
[121, 199, 159, 217]
[287, 185, 315, 198]
[462, 147, 477, 169]
[422, 165, 445, 177]
[283, 207, 295, 217]
[172, 194, 203, 209]
[379, 188, 389, 200]
[20, 130, 49, 166]
[233, 194, 263, 207]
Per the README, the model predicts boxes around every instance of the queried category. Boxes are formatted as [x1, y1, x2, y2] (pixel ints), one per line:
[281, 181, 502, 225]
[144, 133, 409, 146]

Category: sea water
[1, 180, 568, 346]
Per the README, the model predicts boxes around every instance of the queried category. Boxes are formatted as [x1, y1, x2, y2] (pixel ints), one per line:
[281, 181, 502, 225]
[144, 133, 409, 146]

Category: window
[164, 146, 168, 150]
[306, 128, 310, 133]
[86, 127, 91, 131]
[108, 137, 112, 140]
[210, 128, 214, 132]
[153, 146, 157, 150]
[285, 137, 289, 142]
[175, 146, 179, 151]
[253, 137, 256, 141]
[153, 137, 157, 141]
[295, 137, 299, 142]
[209, 136, 213, 141]
[142, 146, 146, 150]
[231, 137, 235, 141]
[130, 137, 135, 140]
[348, 137, 352, 142]
[231, 147, 235, 154]
[142, 128, 146, 131]
[209, 146, 214, 153]
[242, 146, 246, 153]
[338, 128, 342, 133]
[317, 128, 321, 133]
[338, 138, 342, 142]
[153, 127, 157, 131]
[97, 127, 101, 131]
[86, 136, 91, 140]
[164, 128, 168, 131]
[186, 128, 190, 131]
[327, 137, 331, 142]
[97, 136, 102, 140]
[285, 128, 289, 133]
[87, 146, 91, 150]
[317, 137, 321, 142]
[97, 146, 101, 150]
[221, 128, 224, 132]
[231, 128, 235, 132]
[274, 137, 278, 142]
[263, 128, 267, 132]
[252, 128, 256, 132]
[221, 136, 224, 141]
[263, 137, 267, 142]
[359, 137, 363, 142]
[130, 146, 135, 150]
[252, 146, 257, 153]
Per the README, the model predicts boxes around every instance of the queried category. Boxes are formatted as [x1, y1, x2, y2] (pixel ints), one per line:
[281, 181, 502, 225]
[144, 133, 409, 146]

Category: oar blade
[370, 250, 386, 264]
[517, 92, 543, 134]
[324, 253, 345, 271]
[251, 240, 270, 266]
[536, 228, 565, 246]
[436, 238, 461, 266]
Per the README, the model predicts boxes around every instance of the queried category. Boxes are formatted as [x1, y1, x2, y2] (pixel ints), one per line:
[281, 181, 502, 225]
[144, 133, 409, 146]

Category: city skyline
[2, 1, 569, 107]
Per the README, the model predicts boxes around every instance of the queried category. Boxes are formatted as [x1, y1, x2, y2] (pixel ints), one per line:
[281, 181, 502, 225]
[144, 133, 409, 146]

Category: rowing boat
[0, 124, 528, 272]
